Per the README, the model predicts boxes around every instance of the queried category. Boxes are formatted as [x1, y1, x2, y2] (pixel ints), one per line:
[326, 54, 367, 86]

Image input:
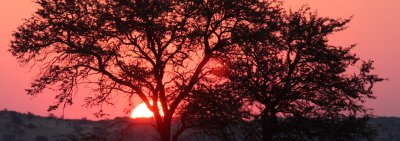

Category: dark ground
[0, 110, 399, 141]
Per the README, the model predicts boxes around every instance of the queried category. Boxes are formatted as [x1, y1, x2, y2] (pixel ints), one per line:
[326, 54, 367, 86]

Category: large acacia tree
[226, 7, 383, 141]
[180, 7, 383, 141]
[10, 0, 282, 140]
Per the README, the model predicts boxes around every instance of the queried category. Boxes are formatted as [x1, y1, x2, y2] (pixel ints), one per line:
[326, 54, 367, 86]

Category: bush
[26, 112, 35, 120]
[9, 112, 23, 125]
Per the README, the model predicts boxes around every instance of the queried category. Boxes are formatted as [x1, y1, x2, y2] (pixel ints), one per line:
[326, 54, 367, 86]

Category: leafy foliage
[181, 6, 383, 141]
[10, 0, 281, 140]
[9, 0, 383, 140]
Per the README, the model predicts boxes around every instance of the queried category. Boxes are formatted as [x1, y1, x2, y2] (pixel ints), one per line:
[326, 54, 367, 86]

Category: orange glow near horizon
[131, 101, 164, 118]
[0, 0, 400, 119]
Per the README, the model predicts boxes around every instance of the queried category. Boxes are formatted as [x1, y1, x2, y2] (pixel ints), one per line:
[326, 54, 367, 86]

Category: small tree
[178, 82, 246, 140]
[9, 0, 281, 140]
[224, 7, 383, 141]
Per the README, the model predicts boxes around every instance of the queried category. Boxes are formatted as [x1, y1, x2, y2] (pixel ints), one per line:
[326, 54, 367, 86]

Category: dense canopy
[10, 0, 382, 140]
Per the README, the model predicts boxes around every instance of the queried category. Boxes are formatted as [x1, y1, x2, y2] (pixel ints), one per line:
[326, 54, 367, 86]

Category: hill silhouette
[0, 110, 399, 141]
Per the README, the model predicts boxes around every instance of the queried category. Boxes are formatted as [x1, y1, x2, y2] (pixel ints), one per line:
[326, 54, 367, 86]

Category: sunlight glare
[131, 101, 164, 118]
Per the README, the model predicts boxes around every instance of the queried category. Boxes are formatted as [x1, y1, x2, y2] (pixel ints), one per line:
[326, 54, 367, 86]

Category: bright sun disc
[131, 101, 164, 118]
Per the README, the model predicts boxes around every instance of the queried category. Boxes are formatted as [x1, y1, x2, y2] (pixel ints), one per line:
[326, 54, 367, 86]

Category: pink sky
[0, 0, 399, 119]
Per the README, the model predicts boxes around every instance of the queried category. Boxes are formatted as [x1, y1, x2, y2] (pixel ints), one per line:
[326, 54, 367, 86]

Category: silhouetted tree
[226, 7, 382, 141]
[177, 83, 247, 141]
[181, 6, 383, 141]
[9, 0, 281, 140]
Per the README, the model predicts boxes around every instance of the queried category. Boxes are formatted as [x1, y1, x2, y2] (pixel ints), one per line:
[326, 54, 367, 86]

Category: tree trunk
[261, 110, 278, 141]
[157, 115, 172, 141]
[159, 128, 171, 141]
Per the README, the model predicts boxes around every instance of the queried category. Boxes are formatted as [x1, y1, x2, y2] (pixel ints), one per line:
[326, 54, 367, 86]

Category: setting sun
[131, 101, 164, 118]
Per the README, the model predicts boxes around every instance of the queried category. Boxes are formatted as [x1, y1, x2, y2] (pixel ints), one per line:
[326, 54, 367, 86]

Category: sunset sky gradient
[0, 0, 399, 119]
